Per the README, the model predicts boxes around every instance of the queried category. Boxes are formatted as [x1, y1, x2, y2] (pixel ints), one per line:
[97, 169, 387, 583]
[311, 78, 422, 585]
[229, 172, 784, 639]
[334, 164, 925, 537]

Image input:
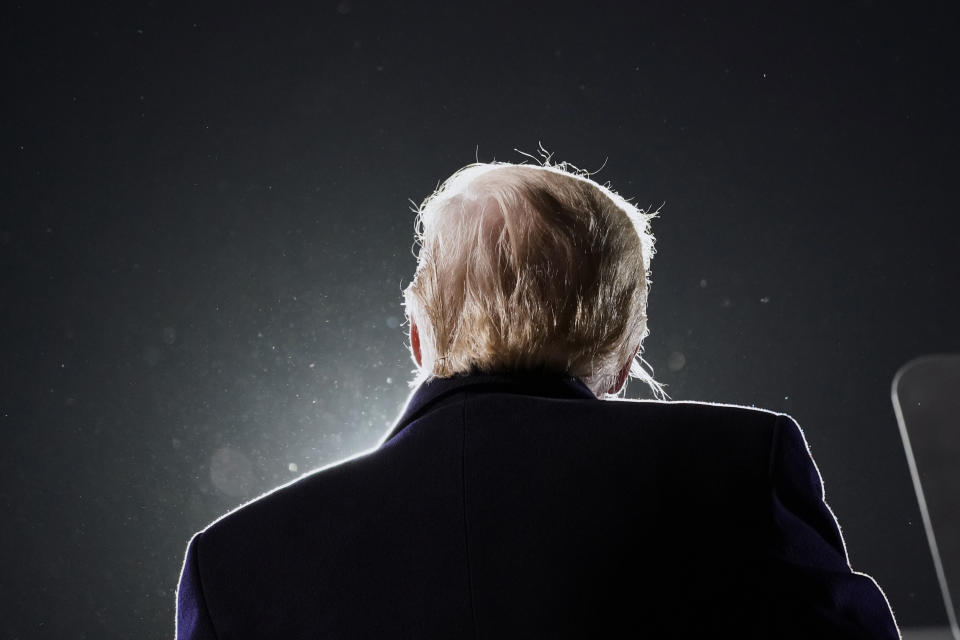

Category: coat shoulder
[570, 396, 783, 439]
[197, 446, 378, 549]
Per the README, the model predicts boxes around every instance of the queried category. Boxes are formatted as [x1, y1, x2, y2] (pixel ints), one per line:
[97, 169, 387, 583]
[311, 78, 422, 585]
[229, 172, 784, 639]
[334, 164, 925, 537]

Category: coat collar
[378, 370, 597, 447]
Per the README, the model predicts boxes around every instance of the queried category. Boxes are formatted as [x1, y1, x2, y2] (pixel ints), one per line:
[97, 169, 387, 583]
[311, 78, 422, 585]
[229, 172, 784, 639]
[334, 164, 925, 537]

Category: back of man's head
[403, 160, 661, 398]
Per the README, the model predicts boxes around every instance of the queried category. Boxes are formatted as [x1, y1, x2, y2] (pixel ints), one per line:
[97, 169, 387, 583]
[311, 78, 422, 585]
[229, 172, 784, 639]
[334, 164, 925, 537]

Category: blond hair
[403, 159, 662, 398]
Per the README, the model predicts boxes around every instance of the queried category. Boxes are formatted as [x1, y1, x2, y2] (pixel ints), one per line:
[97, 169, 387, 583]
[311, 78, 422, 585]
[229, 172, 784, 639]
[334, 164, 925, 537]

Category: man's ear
[410, 320, 422, 367]
[606, 344, 640, 395]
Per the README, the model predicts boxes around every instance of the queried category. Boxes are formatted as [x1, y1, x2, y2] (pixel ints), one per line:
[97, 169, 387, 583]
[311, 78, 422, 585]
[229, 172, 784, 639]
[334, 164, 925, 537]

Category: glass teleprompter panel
[893, 354, 960, 640]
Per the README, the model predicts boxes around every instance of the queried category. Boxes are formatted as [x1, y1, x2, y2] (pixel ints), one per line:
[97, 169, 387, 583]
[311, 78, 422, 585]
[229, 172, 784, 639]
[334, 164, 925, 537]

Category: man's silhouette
[176, 160, 900, 638]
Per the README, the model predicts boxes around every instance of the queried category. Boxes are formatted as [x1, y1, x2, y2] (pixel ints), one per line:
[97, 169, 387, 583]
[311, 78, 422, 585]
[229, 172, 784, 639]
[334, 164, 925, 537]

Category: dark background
[2, 1, 958, 637]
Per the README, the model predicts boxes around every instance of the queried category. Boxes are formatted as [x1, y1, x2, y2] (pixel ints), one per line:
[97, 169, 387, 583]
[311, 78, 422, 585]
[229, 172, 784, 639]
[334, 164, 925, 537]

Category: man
[176, 160, 900, 638]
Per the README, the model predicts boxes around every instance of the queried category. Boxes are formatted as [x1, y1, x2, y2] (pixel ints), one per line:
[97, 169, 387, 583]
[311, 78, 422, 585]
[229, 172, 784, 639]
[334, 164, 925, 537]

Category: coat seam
[193, 532, 221, 640]
[461, 391, 480, 639]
